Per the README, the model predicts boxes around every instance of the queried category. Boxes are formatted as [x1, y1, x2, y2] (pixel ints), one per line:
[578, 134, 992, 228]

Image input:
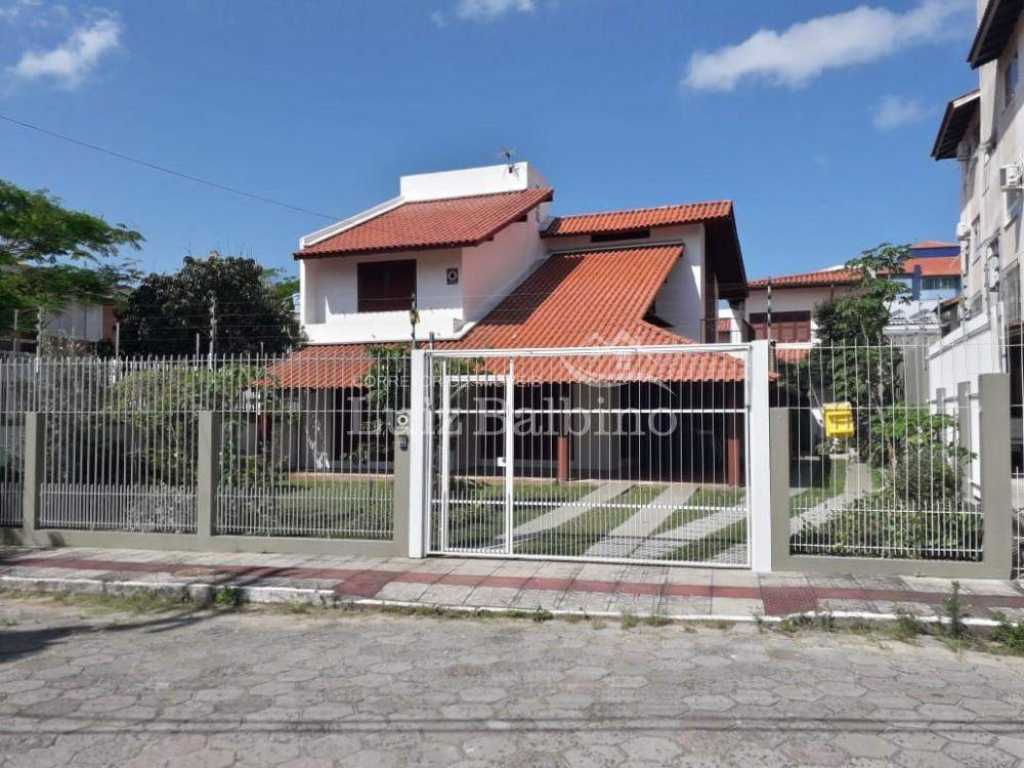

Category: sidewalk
[3, 546, 1024, 622]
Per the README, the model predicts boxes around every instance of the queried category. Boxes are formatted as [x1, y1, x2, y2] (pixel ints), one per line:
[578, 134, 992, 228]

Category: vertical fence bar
[979, 373, 1013, 578]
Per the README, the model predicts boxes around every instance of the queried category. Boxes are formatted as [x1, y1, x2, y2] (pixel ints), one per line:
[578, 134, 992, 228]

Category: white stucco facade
[297, 163, 717, 346]
[946, 2, 1024, 333]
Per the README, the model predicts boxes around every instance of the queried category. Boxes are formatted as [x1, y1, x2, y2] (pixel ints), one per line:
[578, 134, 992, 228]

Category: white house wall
[302, 248, 463, 344]
[461, 204, 550, 324]
[743, 285, 858, 342]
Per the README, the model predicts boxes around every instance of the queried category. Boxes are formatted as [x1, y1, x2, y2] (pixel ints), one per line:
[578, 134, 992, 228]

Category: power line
[0, 112, 341, 222]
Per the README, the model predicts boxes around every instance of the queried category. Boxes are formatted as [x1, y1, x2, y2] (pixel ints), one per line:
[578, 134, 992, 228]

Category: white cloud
[10, 16, 121, 87]
[432, 0, 534, 25]
[456, 0, 534, 20]
[873, 94, 926, 130]
[683, 0, 971, 91]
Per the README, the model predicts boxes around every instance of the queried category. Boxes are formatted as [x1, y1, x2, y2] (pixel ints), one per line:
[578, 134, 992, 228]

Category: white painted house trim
[299, 196, 405, 249]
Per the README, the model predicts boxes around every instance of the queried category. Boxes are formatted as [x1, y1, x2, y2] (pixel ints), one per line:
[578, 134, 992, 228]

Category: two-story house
[277, 161, 750, 483]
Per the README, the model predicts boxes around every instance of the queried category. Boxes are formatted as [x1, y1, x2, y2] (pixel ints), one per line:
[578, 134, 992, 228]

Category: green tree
[0, 179, 142, 338]
[117, 253, 302, 356]
[814, 243, 910, 345]
[778, 244, 911, 467]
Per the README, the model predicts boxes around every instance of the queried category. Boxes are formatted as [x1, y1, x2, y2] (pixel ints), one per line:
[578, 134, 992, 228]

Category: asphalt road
[2, 598, 1024, 767]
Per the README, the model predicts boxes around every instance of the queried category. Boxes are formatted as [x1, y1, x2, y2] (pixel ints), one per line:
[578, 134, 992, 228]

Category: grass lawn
[217, 477, 394, 539]
[790, 458, 847, 517]
[663, 518, 748, 563]
[649, 486, 746, 537]
[439, 480, 600, 551]
[515, 484, 664, 557]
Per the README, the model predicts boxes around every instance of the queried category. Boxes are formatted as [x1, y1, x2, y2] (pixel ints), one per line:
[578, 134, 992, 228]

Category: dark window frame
[357, 259, 417, 313]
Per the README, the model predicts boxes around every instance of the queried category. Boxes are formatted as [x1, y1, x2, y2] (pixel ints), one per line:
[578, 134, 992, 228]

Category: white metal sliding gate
[426, 345, 753, 567]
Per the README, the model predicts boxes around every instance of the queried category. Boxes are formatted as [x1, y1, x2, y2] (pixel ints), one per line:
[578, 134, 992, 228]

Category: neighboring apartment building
[932, 0, 1024, 347]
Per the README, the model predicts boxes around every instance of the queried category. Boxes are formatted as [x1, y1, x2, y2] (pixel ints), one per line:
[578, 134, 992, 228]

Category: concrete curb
[0, 574, 1004, 628]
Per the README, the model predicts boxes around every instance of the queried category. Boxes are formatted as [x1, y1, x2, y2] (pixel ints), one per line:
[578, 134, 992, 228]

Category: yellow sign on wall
[823, 402, 854, 439]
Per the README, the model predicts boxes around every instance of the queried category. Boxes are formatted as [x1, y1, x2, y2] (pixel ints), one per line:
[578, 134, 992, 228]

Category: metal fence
[0, 356, 33, 527]
[426, 345, 753, 566]
[772, 342, 983, 562]
[37, 357, 200, 532]
[213, 352, 403, 539]
[0, 352, 404, 539]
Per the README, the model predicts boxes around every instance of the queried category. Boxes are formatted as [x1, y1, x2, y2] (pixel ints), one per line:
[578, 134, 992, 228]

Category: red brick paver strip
[762, 586, 818, 616]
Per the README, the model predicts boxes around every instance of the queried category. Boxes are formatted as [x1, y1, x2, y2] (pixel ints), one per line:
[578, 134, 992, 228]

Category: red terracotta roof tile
[910, 240, 958, 250]
[273, 244, 747, 386]
[542, 201, 733, 237]
[751, 256, 961, 290]
[748, 269, 861, 290]
[296, 188, 552, 258]
[904, 255, 960, 277]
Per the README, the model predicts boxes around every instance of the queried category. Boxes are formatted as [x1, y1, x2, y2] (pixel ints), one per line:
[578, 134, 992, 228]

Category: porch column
[725, 419, 742, 487]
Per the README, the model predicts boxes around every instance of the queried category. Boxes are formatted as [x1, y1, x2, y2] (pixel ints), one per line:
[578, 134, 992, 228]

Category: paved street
[3, 599, 1024, 767]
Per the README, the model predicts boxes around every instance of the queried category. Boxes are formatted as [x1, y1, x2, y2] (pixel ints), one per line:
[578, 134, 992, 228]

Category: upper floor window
[1007, 52, 1020, 108]
[591, 228, 650, 243]
[357, 259, 416, 312]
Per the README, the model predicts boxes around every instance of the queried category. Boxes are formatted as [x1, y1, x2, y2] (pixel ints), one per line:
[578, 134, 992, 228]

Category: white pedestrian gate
[425, 345, 754, 567]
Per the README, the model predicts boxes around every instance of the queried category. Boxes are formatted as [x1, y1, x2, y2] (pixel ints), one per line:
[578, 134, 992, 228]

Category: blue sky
[0, 0, 979, 288]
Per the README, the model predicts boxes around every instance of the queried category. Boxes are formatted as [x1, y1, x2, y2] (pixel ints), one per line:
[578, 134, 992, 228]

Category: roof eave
[968, 0, 1023, 69]
[931, 90, 980, 160]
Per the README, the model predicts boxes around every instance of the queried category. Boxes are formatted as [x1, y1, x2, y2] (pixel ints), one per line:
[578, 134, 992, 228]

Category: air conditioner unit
[1000, 163, 1023, 190]
[956, 142, 973, 162]
[956, 221, 971, 240]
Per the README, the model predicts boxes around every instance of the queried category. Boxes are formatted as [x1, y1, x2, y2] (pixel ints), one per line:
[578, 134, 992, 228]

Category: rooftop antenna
[500, 147, 516, 174]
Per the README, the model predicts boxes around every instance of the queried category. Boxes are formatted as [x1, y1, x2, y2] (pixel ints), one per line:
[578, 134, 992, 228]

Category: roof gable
[295, 187, 552, 259]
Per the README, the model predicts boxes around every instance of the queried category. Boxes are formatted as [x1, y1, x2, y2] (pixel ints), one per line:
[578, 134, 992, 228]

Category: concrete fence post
[769, 408, 791, 569]
[957, 381, 973, 504]
[196, 411, 221, 541]
[978, 373, 1012, 578]
[21, 412, 45, 537]
[406, 349, 427, 558]
[748, 340, 773, 572]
